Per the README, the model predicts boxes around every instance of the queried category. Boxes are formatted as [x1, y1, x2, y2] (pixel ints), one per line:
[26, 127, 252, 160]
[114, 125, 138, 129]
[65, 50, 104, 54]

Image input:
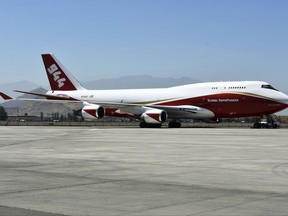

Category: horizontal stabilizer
[0, 92, 13, 100]
[14, 90, 78, 101]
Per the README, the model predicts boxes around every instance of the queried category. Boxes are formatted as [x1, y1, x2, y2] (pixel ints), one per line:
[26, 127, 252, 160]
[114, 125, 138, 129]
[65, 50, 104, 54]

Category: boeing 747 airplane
[1, 54, 288, 128]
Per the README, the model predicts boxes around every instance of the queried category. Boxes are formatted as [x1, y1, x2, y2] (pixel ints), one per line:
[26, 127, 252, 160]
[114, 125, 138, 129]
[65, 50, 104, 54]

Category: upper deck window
[228, 86, 246, 89]
[261, 84, 279, 91]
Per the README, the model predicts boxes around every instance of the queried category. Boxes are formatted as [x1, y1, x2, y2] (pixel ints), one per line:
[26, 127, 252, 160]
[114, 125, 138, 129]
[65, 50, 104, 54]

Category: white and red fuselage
[46, 81, 288, 120]
[7, 54, 287, 127]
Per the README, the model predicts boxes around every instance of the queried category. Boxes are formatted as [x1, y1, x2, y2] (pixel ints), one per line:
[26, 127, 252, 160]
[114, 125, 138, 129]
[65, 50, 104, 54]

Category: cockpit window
[261, 84, 279, 91]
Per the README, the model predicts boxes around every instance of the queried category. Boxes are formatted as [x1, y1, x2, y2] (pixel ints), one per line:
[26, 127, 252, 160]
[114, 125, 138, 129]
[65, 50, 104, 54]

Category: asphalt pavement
[0, 126, 288, 216]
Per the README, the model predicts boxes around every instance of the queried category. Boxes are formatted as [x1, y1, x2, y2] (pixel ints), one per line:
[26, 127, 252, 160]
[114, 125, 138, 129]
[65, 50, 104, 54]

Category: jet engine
[141, 109, 167, 124]
[81, 104, 105, 120]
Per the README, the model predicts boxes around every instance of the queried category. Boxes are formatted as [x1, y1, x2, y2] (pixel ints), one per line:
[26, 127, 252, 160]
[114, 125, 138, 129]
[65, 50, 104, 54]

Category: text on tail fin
[42, 54, 85, 91]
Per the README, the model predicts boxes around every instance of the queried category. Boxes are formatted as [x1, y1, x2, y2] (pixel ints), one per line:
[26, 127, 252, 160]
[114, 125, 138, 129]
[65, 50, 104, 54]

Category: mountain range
[0, 75, 200, 98]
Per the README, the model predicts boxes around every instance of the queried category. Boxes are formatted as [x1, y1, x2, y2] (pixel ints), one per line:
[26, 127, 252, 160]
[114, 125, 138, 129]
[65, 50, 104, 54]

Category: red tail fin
[41, 54, 86, 91]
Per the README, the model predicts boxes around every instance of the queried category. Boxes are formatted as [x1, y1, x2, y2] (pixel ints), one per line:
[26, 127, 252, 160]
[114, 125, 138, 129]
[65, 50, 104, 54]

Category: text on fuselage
[207, 99, 239, 102]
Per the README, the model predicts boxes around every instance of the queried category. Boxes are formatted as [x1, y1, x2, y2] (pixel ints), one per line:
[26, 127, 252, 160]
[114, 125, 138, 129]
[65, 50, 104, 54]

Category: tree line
[0, 106, 8, 121]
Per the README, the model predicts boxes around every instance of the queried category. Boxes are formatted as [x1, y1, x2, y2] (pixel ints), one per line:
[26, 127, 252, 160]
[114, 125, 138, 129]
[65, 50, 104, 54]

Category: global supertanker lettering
[207, 98, 239, 102]
[207, 99, 218, 102]
[218, 99, 239, 102]
[47, 64, 66, 88]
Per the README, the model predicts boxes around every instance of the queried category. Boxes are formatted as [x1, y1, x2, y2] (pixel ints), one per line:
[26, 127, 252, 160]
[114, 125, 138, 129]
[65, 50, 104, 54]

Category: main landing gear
[168, 121, 181, 128]
[139, 122, 162, 128]
[253, 115, 280, 129]
[139, 121, 182, 128]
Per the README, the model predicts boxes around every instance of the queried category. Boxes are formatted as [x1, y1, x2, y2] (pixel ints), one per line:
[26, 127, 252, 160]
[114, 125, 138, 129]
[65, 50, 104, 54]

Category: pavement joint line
[0, 138, 45, 148]
[0, 205, 70, 216]
[186, 192, 288, 216]
[0, 130, 91, 148]
[3, 165, 287, 198]
[2, 167, 104, 181]
[122, 193, 232, 216]
[0, 179, 123, 196]
[3, 164, 288, 197]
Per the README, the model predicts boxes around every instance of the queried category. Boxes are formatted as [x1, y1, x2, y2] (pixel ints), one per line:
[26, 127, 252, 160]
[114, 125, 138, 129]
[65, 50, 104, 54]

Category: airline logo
[47, 64, 66, 88]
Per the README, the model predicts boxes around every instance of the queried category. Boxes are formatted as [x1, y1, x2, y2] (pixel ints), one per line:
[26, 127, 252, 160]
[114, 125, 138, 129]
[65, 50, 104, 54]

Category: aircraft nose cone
[281, 95, 288, 109]
[283, 94, 288, 104]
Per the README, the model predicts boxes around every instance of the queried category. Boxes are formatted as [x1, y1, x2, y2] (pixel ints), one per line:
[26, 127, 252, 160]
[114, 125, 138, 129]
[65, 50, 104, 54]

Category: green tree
[0, 106, 8, 121]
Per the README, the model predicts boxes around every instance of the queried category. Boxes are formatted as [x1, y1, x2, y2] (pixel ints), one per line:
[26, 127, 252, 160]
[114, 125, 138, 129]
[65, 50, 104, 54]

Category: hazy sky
[0, 0, 288, 91]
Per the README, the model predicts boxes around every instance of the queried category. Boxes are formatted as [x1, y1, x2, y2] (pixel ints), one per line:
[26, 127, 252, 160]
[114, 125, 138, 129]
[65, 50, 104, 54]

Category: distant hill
[17, 87, 48, 99]
[1, 87, 73, 117]
[0, 81, 43, 98]
[0, 75, 200, 95]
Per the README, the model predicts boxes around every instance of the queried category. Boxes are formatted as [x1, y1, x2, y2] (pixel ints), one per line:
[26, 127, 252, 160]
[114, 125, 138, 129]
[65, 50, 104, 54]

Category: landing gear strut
[253, 115, 280, 128]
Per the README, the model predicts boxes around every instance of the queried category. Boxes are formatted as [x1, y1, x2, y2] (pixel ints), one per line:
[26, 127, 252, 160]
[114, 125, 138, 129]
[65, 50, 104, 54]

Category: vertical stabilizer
[41, 54, 86, 91]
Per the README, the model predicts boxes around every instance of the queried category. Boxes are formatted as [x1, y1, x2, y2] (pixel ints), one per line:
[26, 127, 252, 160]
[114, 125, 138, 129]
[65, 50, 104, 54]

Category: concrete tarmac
[0, 126, 288, 216]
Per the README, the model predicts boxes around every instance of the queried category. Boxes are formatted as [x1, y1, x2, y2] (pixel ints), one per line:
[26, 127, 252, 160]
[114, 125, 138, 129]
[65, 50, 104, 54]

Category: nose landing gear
[253, 115, 280, 128]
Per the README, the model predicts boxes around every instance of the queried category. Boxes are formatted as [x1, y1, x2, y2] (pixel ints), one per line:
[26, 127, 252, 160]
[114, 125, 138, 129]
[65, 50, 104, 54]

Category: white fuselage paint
[47, 81, 288, 105]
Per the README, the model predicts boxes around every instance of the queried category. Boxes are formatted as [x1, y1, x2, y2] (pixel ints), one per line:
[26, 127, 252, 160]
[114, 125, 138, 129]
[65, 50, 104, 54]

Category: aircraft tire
[168, 122, 181, 128]
[139, 122, 162, 128]
[139, 122, 147, 128]
[253, 123, 261, 128]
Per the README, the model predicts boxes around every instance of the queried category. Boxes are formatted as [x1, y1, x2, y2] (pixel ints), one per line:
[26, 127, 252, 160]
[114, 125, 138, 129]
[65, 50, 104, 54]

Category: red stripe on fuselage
[155, 93, 288, 118]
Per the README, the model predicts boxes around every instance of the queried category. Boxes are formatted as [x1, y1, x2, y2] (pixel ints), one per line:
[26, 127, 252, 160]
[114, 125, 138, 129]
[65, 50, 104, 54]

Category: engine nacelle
[81, 104, 105, 120]
[141, 109, 167, 124]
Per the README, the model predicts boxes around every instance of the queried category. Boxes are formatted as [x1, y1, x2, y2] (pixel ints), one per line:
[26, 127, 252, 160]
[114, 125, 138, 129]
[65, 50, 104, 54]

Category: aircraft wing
[91, 102, 203, 119]
[147, 105, 198, 113]
[3, 90, 210, 119]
